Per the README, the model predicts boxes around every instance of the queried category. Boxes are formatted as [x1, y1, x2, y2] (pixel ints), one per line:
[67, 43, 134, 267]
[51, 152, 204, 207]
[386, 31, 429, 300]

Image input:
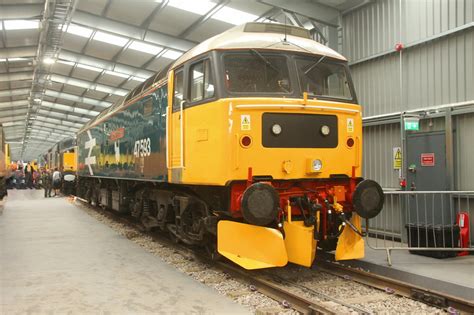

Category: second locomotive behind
[75, 22, 384, 269]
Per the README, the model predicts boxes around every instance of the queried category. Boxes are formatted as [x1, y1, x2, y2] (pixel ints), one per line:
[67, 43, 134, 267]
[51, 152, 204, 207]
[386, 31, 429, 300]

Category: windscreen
[223, 51, 291, 94]
[296, 56, 353, 100]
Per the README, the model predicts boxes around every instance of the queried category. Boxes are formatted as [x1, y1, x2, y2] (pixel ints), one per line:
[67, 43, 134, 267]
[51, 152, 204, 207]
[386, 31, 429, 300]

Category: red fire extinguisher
[456, 212, 470, 256]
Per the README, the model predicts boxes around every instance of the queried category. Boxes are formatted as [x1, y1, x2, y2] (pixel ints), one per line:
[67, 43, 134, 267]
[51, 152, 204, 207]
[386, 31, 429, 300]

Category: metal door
[169, 68, 185, 183]
[405, 131, 451, 225]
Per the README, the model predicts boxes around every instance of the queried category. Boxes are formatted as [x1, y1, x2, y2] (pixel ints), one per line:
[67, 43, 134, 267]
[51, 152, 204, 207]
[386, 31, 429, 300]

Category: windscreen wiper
[250, 49, 281, 74]
[250, 49, 290, 93]
[304, 55, 326, 75]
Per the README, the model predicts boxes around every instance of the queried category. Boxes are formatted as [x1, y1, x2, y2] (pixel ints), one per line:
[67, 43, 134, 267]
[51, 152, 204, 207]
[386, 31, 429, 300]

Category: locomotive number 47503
[134, 138, 151, 158]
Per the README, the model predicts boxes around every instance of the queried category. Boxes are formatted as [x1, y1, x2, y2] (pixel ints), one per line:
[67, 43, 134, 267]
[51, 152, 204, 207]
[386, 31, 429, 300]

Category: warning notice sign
[241, 115, 251, 131]
[421, 153, 435, 166]
[347, 118, 354, 133]
[393, 147, 402, 170]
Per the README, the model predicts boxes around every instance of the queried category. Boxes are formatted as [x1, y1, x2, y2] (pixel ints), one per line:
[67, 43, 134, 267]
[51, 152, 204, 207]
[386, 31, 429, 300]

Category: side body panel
[77, 85, 168, 180]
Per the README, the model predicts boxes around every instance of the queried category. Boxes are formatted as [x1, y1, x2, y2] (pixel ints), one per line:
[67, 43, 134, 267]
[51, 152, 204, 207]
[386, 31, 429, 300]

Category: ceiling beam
[73, 10, 196, 52]
[0, 4, 43, 19]
[44, 90, 111, 108]
[0, 88, 30, 97]
[257, 0, 340, 27]
[50, 73, 128, 96]
[0, 46, 37, 59]
[0, 71, 33, 82]
[60, 49, 154, 78]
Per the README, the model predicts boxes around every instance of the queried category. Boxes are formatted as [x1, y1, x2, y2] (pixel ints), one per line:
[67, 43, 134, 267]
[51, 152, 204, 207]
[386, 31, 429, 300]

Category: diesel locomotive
[73, 22, 384, 269]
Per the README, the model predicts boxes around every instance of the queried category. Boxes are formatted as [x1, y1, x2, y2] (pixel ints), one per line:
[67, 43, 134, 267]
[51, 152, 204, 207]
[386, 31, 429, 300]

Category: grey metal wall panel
[343, 0, 474, 62]
[362, 123, 401, 188]
[352, 28, 474, 117]
[455, 113, 474, 190]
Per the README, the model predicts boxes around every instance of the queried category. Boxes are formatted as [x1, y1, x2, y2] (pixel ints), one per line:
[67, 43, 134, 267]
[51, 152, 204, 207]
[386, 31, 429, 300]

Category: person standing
[41, 169, 52, 198]
[24, 162, 34, 189]
[52, 168, 62, 197]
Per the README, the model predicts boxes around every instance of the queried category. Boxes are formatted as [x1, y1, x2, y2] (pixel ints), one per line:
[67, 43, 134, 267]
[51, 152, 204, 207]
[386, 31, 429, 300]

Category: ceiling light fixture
[162, 49, 183, 60]
[93, 31, 128, 47]
[43, 57, 55, 64]
[4, 20, 40, 30]
[65, 24, 93, 38]
[212, 6, 258, 25]
[129, 41, 163, 55]
[168, 0, 215, 15]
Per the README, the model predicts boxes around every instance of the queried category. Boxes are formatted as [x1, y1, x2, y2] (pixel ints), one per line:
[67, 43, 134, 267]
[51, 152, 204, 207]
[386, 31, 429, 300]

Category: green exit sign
[404, 118, 420, 131]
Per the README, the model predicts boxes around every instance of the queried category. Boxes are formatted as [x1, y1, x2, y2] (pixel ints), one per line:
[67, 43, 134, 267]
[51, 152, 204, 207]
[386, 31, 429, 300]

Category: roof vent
[243, 22, 310, 39]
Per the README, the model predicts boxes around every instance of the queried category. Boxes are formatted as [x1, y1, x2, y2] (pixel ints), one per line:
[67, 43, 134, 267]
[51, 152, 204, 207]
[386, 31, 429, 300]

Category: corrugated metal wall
[455, 113, 474, 190]
[344, 0, 474, 191]
[343, 0, 473, 63]
[362, 123, 401, 188]
[343, 0, 474, 117]
[351, 29, 474, 117]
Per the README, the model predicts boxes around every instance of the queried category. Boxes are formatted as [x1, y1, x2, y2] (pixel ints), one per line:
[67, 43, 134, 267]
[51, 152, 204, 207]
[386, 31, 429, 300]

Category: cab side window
[190, 59, 214, 103]
[173, 68, 184, 112]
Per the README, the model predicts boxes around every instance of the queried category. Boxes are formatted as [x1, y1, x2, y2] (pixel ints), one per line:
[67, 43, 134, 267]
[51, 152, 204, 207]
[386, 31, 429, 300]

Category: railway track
[314, 258, 474, 314]
[72, 196, 472, 314]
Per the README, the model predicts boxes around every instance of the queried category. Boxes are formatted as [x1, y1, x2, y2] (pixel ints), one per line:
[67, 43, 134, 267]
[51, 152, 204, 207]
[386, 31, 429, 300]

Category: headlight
[272, 123, 282, 135]
[320, 125, 330, 136]
[312, 159, 322, 171]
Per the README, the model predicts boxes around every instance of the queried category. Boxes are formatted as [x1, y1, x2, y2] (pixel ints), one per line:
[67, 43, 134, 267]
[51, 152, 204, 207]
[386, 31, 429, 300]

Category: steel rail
[315, 259, 474, 314]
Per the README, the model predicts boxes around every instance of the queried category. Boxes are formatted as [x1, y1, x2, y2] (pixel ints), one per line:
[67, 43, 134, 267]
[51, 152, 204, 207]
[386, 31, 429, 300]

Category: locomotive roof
[171, 22, 346, 69]
[78, 23, 347, 134]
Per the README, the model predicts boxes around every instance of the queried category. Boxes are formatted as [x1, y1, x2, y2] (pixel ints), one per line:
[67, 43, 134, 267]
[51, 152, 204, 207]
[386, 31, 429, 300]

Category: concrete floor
[0, 189, 250, 314]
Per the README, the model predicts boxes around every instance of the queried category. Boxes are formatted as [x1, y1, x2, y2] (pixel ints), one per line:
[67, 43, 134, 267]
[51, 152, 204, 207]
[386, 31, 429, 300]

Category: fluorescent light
[58, 60, 75, 66]
[162, 49, 183, 60]
[76, 63, 103, 72]
[8, 57, 29, 62]
[33, 98, 42, 102]
[129, 41, 163, 55]
[43, 57, 55, 64]
[105, 70, 129, 79]
[4, 20, 40, 30]
[66, 24, 93, 38]
[168, 0, 215, 15]
[93, 31, 128, 47]
[0, 59, 5, 62]
[212, 6, 258, 25]
[131, 76, 146, 82]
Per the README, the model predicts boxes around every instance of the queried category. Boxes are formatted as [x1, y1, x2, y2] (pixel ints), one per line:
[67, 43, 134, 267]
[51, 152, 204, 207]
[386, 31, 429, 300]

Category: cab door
[169, 68, 185, 183]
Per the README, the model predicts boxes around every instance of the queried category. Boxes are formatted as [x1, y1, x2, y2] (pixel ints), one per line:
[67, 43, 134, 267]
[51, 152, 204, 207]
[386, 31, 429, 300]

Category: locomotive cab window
[173, 68, 184, 112]
[190, 59, 215, 103]
[296, 56, 353, 101]
[223, 50, 291, 95]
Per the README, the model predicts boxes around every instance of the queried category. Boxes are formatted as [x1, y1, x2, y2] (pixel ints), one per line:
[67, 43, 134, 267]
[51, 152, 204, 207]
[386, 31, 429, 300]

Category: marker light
[312, 159, 322, 171]
[320, 125, 330, 136]
[241, 135, 252, 147]
[272, 124, 282, 135]
[347, 137, 355, 147]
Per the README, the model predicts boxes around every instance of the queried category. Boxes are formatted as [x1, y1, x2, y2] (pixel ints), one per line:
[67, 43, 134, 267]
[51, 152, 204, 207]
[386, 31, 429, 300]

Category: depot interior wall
[344, 0, 474, 190]
[455, 113, 474, 190]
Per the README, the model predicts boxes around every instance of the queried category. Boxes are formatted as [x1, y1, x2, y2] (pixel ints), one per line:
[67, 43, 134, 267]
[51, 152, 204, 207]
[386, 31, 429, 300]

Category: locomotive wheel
[318, 238, 338, 252]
